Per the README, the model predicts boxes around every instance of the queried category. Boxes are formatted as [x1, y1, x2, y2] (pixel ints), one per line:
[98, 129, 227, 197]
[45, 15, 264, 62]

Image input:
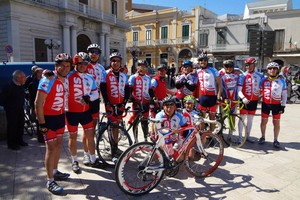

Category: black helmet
[183, 60, 193, 67]
[223, 60, 234, 67]
[157, 64, 167, 70]
[198, 52, 208, 61]
[137, 59, 148, 66]
[162, 96, 176, 106]
[87, 43, 101, 52]
[110, 52, 122, 60]
[55, 53, 72, 64]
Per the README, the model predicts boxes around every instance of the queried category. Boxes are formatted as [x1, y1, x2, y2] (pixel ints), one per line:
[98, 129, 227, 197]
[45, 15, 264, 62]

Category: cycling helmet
[183, 95, 196, 104]
[87, 43, 101, 52]
[266, 62, 279, 70]
[223, 60, 234, 67]
[73, 52, 90, 65]
[157, 64, 167, 70]
[55, 53, 72, 64]
[183, 60, 193, 67]
[197, 52, 208, 61]
[245, 57, 256, 64]
[162, 96, 176, 106]
[137, 59, 148, 66]
[110, 52, 122, 60]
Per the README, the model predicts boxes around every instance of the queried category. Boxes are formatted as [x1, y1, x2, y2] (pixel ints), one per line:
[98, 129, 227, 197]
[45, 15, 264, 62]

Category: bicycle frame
[219, 99, 244, 130]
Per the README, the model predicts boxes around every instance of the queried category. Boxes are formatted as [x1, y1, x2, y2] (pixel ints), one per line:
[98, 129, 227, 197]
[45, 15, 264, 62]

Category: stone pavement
[0, 102, 300, 200]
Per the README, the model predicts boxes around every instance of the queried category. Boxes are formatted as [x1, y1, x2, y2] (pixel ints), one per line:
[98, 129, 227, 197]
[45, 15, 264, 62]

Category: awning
[273, 53, 300, 57]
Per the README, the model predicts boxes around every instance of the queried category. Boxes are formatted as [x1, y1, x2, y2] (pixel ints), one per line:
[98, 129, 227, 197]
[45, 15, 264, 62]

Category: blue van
[0, 61, 55, 105]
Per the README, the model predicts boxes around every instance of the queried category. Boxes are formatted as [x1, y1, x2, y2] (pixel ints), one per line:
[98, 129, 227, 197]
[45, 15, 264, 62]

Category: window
[146, 30, 152, 45]
[199, 33, 208, 47]
[246, 24, 259, 43]
[112, 0, 117, 17]
[274, 30, 284, 51]
[35, 38, 47, 61]
[216, 28, 226, 46]
[133, 31, 138, 46]
[79, 0, 88, 4]
[182, 25, 189, 42]
[161, 26, 168, 44]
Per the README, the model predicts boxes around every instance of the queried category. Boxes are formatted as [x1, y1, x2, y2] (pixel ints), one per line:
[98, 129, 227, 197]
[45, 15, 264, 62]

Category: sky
[133, 0, 300, 15]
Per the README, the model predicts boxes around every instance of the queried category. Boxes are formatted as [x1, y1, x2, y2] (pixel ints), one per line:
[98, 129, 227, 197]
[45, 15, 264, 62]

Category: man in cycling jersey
[101, 52, 130, 159]
[128, 59, 155, 142]
[237, 57, 264, 143]
[151, 64, 176, 116]
[155, 96, 187, 156]
[182, 95, 198, 125]
[259, 62, 287, 148]
[66, 53, 104, 173]
[175, 60, 198, 104]
[196, 53, 222, 130]
[83, 44, 106, 165]
[35, 53, 71, 195]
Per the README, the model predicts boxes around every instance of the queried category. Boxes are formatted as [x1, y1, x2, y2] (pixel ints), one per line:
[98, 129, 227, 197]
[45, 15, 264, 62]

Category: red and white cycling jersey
[182, 109, 198, 125]
[238, 71, 263, 101]
[219, 69, 240, 100]
[151, 76, 167, 100]
[197, 67, 219, 96]
[85, 63, 106, 89]
[65, 70, 99, 112]
[129, 73, 152, 103]
[37, 74, 65, 115]
[175, 73, 198, 99]
[104, 69, 129, 104]
[260, 77, 287, 104]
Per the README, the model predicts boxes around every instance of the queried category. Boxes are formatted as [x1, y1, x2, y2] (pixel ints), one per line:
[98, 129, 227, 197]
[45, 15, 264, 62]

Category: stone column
[105, 33, 110, 67]
[62, 24, 70, 54]
[70, 25, 77, 56]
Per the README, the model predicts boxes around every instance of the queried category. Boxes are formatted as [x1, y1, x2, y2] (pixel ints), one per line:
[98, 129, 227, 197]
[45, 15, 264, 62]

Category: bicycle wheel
[115, 142, 165, 196]
[24, 114, 35, 136]
[185, 132, 224, 177]
[222, 114, 247, 148]
[96, 123, 132, 167]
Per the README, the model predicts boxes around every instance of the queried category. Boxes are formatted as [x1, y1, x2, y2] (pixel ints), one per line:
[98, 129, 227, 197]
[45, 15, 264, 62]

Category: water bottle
[165, 139, 174, 156]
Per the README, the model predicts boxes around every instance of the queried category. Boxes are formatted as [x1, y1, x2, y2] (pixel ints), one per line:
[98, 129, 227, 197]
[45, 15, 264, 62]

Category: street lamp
[129, 46, 140, 74]
[44, 38, 62, 61]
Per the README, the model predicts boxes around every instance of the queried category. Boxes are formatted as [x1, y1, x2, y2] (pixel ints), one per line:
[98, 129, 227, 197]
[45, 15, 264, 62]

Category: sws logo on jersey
[109, 75, 118, 98]
[73, 77, 83, 103]
[245, 77, 252, 96]
[135, 79, 143, 101]
[52, 84, 64, 111]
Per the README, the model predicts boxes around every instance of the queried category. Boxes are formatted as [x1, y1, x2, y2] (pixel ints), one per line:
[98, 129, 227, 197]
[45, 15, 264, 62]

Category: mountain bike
[115, 116, 224, 196]
[96, 106, 133, 167]
[217, 99, 248, 148]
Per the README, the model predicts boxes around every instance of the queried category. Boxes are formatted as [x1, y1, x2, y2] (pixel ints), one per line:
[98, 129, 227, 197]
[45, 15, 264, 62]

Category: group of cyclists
[32, 41, 287, 195]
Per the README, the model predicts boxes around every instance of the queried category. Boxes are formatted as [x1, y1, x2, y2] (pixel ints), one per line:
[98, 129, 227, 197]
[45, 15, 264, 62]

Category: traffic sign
[4, 45, 13, 54]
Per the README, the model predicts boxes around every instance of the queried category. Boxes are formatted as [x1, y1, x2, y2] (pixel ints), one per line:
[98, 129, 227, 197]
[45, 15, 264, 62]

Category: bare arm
[35, 90, 47, 124]
[216, 76, 223, 99]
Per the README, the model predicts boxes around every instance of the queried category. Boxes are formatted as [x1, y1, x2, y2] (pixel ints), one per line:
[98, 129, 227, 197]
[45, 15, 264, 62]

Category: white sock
[238, 114, 246, 134]
[47, 178, 54, 186]
[90, 154, 96, 163]
[53, 169, 57, 175]
[247, 115, 254, 137]
[71, 155, 78, 163]
[84, 152, 89, 157]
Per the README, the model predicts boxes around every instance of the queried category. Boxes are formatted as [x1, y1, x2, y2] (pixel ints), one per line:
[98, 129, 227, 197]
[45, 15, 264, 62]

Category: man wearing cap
[237, 57, 263, 143]
[259, 62, 287, 148]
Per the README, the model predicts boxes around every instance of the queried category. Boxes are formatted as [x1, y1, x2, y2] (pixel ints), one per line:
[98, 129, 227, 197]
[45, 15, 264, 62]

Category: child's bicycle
[217, 99, 248, 148]
[115, 116, 224, 196]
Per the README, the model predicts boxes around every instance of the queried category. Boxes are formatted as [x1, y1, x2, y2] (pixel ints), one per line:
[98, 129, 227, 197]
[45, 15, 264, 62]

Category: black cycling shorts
[44, 113, 65, 131]
[261, 102, 281, 116]
[66, 110, 93, 126]
[89, 99, 100, 114]
[199, 95, 217, 108]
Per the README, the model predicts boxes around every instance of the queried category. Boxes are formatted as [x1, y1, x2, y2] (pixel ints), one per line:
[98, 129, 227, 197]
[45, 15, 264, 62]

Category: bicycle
[23, 99, 36, 136]
[96, 106, 133, 167]
[115, 116, 224, 196]
[217, 99, 248, 148]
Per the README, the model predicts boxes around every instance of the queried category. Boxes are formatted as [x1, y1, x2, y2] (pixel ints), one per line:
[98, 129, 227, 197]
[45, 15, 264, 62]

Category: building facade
[0, 0, 130, 67]
[125, 0, 300, 72]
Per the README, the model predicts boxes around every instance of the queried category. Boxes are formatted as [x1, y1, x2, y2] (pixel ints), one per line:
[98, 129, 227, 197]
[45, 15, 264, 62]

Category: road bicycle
[23, 99, 36, 136]
[96, 106, 133, 167]
[115, 116, 224, 196]
[217, 99, 248, 148]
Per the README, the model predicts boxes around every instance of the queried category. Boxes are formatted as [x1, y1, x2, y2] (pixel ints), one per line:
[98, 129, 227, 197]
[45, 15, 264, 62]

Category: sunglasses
[111, 59, 121, 63]
[89, 49, 100, 55]
[198, 59, 207, 62]
[224, 65, 234, 68]
[268, 67, 278, 70]
[183, 65, 192, 68]
[77, 61, 88, 65]
[164, 102, 175, 106]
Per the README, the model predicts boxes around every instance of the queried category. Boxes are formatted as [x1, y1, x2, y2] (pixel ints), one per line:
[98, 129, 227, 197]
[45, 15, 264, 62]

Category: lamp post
[129, 46, 140, 74]
[44, 38, 62, 61]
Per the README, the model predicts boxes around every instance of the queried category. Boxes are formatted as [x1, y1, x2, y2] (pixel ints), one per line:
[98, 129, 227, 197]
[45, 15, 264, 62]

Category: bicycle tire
[24, 114, 35, 136]
[96, 123, 133, 167]
[185, 132, 224, 177]
[221, 114, 247, 148]
[115, 142, 165, 196]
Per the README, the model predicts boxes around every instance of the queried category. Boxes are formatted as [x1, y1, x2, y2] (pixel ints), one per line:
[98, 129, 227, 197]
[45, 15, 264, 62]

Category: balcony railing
[23, 0, 130, 29]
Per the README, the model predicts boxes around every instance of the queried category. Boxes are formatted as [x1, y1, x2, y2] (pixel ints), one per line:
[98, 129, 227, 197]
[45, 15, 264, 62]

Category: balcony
[23, 0, 130, 29]
[210, 43, 250, 52]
